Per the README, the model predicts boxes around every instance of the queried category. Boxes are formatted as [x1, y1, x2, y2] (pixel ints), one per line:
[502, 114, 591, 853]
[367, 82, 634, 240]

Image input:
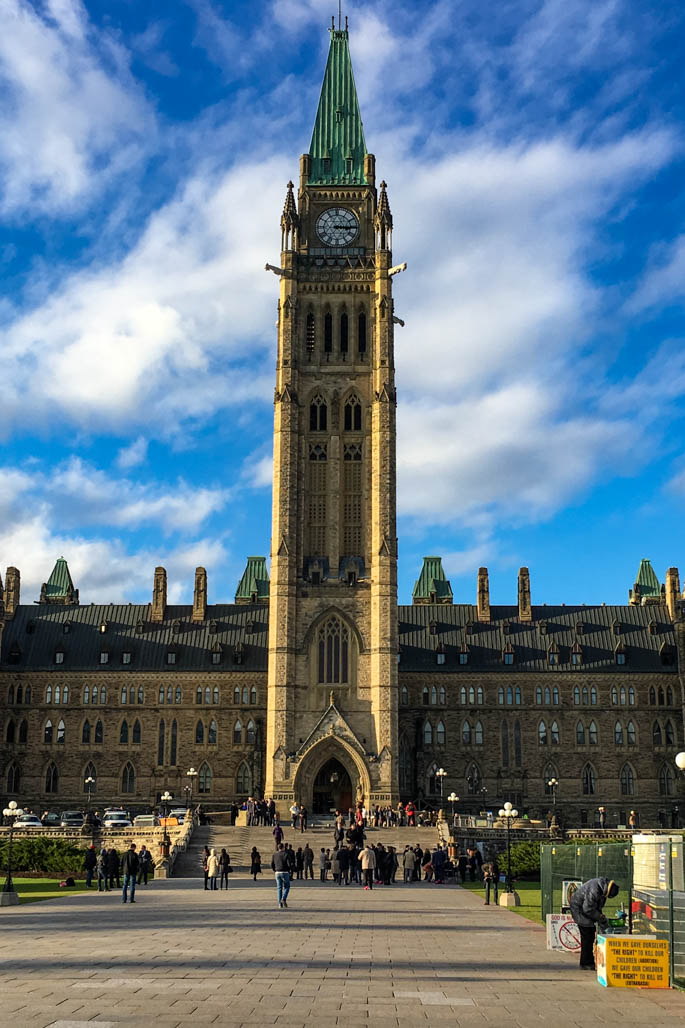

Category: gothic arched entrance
[313, 758, 352, 815]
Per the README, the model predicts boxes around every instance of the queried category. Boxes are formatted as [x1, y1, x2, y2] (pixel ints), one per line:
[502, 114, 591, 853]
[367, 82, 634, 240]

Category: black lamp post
[161, 790, 172, 858]
[498, 801, 518, 895]
[1, 800, 24, 906]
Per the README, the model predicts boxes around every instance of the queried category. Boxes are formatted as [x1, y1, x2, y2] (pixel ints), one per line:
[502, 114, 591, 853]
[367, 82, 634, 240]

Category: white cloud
[116, 436, 148, 470]
[0, 0, 153, 215]
[627, 235, 685, 313]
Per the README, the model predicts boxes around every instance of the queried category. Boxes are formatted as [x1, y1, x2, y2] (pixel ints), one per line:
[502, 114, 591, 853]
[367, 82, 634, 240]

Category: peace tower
[264, 24, 400, 811]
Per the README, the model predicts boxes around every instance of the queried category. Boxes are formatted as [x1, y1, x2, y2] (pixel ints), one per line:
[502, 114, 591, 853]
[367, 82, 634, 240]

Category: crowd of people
[81, 841, 152, 902]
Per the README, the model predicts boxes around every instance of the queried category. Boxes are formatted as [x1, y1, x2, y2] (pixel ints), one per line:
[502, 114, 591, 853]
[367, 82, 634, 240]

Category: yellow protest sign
[596, 936, 669, 988]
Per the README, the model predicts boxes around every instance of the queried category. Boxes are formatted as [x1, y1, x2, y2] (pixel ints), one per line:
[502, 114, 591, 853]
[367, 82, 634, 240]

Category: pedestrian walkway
[1, 876, 684, 1027]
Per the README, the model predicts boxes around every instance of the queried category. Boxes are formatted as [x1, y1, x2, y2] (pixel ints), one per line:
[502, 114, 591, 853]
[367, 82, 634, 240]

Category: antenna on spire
[338, 1, 342, 29]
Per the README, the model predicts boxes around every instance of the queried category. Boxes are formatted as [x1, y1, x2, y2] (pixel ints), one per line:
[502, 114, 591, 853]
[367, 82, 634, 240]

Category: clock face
[316, 207, 359, 246]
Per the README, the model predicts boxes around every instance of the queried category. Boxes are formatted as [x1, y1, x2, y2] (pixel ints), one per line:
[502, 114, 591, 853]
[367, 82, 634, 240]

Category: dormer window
[345, 156, 353, 174]
[429, 620, 438, 637]
[54, 649, 65, 665]
[615, 645, 627, 666]
[660, 643, 675, 666]
[63, 621, 72, 635]
[502, 621, 511, 636]
[234, 642, 244, 665]
[648, 620, 658, 636]
[347, 570, 357, 586]
[436, 644, 446, 666]
[246, 620, 254, 636]
[575, 621, 584, 636]
[211, 650, 221, 666]
[465, 620, 474, 636]
[571, 643, 583, 667]
[8, 643, 21, 664]
[539, 621, 548, 636]
[547, 645, 559, 666]
[208, 620, 218, 635]
[166, 650, 177, 666]
[322, 156, 331, 173]
[612, 619, 621, 636]
[121, 651, 132, 665]
[26, 619, 36, 635]
[503, 644, 514, 666]
[459, 645, 469, 666]
[99, 621, 108, 634]
[135, 619, 145, 635]
[99, 650, 109, 665]
[172, 620, 182, 635]
[311, 571, 321, 586]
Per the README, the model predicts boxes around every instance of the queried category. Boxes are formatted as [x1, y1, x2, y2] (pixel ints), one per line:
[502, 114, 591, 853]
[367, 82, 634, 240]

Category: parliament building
[1, 28, 683, 828]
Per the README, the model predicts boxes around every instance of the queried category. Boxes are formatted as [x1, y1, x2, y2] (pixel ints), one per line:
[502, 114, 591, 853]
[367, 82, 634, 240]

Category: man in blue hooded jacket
[569, 877, 619, 970]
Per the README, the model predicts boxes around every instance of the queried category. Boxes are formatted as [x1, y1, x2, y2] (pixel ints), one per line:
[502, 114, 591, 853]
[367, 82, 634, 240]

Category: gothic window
[342, 443, 362, 554]
[582, 764, 595, 795]
[234, 720, 243, 745]
[501, 722, 509, 767]
[132, 719, 141, 744]
[121, 762, 135, 794]
[507, 686, 513, 705]
[620, 764, 635, 796]
[55, 685, 61, 702]
[344, 396, 362, 432]
[658, 686, 665, 705]
[198, 762, 212, 794]
[82, 720, 91, 745]
[196, 720, 204, 744]
[158, 720, 165, 765]
[614, 721, 623, 745]
[170, 720, 178, 765]
[8, 685, 14, 704]
[215, 687, 221, 704]
[514, 720, 522, 766]
[19, 719, 27, 744]
[242, 686, 249, 704]
[667, 686, 674, 705]
[462, 720, 472, 744]
[552, 687, 560, 704]
[234, 687, 240, 705]
[357, 311, 367, 354]
[649, 686, 656, 705]
[44, 720, 53, 744]
[306, 312, 316, 357]
[309, 395, 327, 432]
[628, 687, 635, 705]
[544, 686, 552, 704]
[45, 762, 58, 794]
[498, 687, 505, 705]
[536, 687, 542, 704]
[340, 311, 348, 353]
[582, 686, 589, 705]
[477, 686, 484, 703]
[176, 687, 182, 703]
[93, 685, 100, 704]
[196, 687, 202, 705]
[627, 721, 636, 745]
[159, 686, 165, 704]
[7, 762, 20, 793]
[204, 686, 211, 705]
[324, 311, 333, 353]
[659, 765, 674, 796]
[544, 765, 558, 794]
[84, 762, 96, 792]
[427, 762, 440, 795]
[317, 616, 350, 685]
[46, 685, 53, 704]
[430, 685, 437, 705]
[467, 686, 475, 705]
[95, 720, 103, 743]
[665, 719, 675, 745]
[250, 687, 256, 704]
[538, 721, 547, 745]
[620, 686, 626, 705]
[121, 687, 127, 704]
[439, 686, 446, 705]
[401, 685, 408, 705]
[590, 687, 597, 705]
[576, 721, 586, 745]
[611, 686, 618, 705]
[550, 721, 560, 745]
[653, 721, 662, 746]
[63, 685, 69, 703]
[208, 719, 217, 745]
[120, 720, 129, 744]
[474, 721, 483, 745]
[466, 763, 481, 794]
[84, 686, 90, 704]
[588, 721, 598, 745]
[459, 687, 466, 704]
[246, 720, 256, 745]
[515, 686, 521, 704]
[236, 762, 251, 794]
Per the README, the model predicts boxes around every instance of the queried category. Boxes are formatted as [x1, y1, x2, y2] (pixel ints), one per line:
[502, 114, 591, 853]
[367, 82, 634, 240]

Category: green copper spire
[235, 556, 270, 604]
[412, 557, 454, 605]
[308, 29, 368, 185]
[635, 558, 660, 598]
[40, 556, 79, 605]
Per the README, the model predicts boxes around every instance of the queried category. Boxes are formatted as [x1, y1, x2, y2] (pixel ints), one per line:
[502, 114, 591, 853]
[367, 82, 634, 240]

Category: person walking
[272, 843, 291, 908]
[290, 801, 300, 829]
[219, 847, 231, 889]
[338, 845, 350, 885]
[319, 848, 328, 881]
[250, 846, 262, 881]
[295, 847, 304, 880]
[137, 845, 152, 885]
[359, 843, 376, 890]
[107, 847, 120, 890]
[483, 856, 500, 905]
[570, 877, 619, 970]
[303, 843, 314, 880]
[201, 845, 211, 890]
[402, 846, 415, 883]
[96, 847, 110, 892]
[299, 804, 308, 832]
[273, 822, 284, 847]
[121, 843, 139, 904]
[83, 844, 97, 888]
[207, 848, 219, 890]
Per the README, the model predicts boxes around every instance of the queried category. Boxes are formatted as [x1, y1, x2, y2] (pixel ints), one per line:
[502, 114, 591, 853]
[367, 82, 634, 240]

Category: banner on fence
[596, 935, 669, 988]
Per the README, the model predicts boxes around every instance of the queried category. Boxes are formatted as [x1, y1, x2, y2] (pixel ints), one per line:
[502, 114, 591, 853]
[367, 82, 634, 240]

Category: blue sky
[1, 0, 685, 607]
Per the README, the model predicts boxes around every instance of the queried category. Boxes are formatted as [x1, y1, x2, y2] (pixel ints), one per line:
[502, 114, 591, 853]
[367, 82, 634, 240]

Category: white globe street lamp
[498, 801, 520, 906]
[436, 767, 447, 799]
[1, 800, 25, 906]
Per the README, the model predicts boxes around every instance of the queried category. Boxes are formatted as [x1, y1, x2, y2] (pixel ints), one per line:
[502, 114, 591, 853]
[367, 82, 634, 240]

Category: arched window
[462, 720, 472, 744]
[611, 687, 618, 705]
[82, 720, 91, 744]
[536, 687, 542, 704]
[204, 686, 210, 705]
[317, 616, 350, 684]
[501, 722, 509, 767]
[620, 686, 626, 705]
[176, 687, 182, 704]
[344, 395, 362, 432]
[159, 686, 165, 704]
[120, 686, 127, 704]
[46, 686, 53, 704]
[649, 686, 656, 705]
[44, 719, 53, 744]
[401, 685, 408, 705]
[582, 764, 595, 795]
[576, 721, 586, 745]
[665, 720, 675, 745]
[538, 721, 547, 745]
[357, 311, 367, 354]
[120, 720, 129, 744]
[658, 686, 665, 705]
[552, 687, 559, 705]
[474, 720, 483, 745]
[466, 763, 481, 794]
[233, 686, 240, 705]
[233, 719, 243, 745]
[196, 687, 202, 705]
[84, 762, 96, 792]
[340, 311, 349, 354]
[477, 686, 484, 704]
[213, 687, 220, 705]
[590, 687, 597, 705]
[208, 719, 217, 745]
[588, 721, 598, 745]
[653, 721, 662, 745]
[436, 721, 446, 745]
[550, 721, 560, 745]
[242, 686, 249, 704]
[306, 312, 316, 356]
[620, 764, 635, 796]
[5, 719, 15, 744]
[158, 720, 165, 765]
[92, 685, 99, 704]
[132, 719, 141, 744]
[246, 719, 256, 745]
[514, 720, 522, 766]
[8, 685, 14, 705]
[515, 686, 521, 704]
[544, 765, 558, 794]
[95, 720, 103, 743]
[199, 762, 212, 794]
[507, 686, 513, 705]
[236, 762, 251, 794]
[84, 686, 90, 704]
[250, 687, 256, 704]
[45, 762, 59, 794]
[628, 687, 635, 706]
[121, 762, 135, 794]
[427, 762, 440, 795]
[420, 686, 428, 706]
[468, 686, 475, 705]
[581, 686, 589, 705]
[430, 685, 438, 705]
[498, 687, 505, 705]
[614, 721, 623, 745]
[626, 721, 636, 745]
[98, 686, 105, 703]
[323, 311, 333, 353]
[667, 686, 674, 706]
[659, 765, 674, 796]
[423, 721, 433, 746]
[573, 686, 580, 705]
[167, 718, 177, 766]
[460, 687, 467, 704]
[309, 394, 327, 431]
[7, 762, 20, 793]
[18, 719, 28, 744]
[196, 720, 204, 744]
[55, 685, 61, 704]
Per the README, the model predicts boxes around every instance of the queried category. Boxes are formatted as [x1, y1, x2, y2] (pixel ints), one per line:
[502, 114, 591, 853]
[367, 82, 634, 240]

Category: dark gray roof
[0, 603, 269, 672]
[0, 601, 677, 673]
[397, 604, 677, 673]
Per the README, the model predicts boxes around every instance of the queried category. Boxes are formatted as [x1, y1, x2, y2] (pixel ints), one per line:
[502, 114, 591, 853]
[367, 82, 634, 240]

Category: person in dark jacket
[107, 847, 120, 889]
[137, 845, 153, 885]
[83, 844, 97, 888]
[96, 847, 109, 892]
[219, 848, 231, 889]
[303, 844, 314, 879]
[570, 877, 619, 970]
[272, 843, 291, 907]
[250, 847, 262, 881]
[482, 856, 500, 905]
[121, 843, 140, 903]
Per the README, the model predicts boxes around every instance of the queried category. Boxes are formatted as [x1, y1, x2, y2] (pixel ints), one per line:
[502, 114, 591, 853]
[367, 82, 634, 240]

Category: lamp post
[160, 790, 172, 858]
[186, 767, 198, 816]
[85, 775, 95, 809]
[498, 801, 520, 907]
[436, 767, 447, 798]
[1, 800, 24, 906]
[547, 777, 558, 809]
[448, 792, 459, 819]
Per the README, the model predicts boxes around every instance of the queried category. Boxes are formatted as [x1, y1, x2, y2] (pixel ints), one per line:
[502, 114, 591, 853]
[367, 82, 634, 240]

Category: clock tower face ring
[316, 207, 359, 246]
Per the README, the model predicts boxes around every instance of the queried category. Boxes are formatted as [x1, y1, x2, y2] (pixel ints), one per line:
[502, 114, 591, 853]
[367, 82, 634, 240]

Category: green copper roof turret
[40, 556, 79, 605]
[635, 558, 660, 597]
[235, 556, 270, 604]
[412, 557, 453, 605]
[308, 29, 368, 185]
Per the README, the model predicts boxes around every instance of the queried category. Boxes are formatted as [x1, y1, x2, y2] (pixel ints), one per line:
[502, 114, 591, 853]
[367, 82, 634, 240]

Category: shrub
[0, 836, 83, 873]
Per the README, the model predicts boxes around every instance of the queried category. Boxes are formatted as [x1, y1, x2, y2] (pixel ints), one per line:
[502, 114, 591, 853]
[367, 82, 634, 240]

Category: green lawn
[9, 878, 91, 904]
[460, 878, 543, 924]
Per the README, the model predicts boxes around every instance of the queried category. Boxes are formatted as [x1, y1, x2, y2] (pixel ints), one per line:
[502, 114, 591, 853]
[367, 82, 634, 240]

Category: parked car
[102, 812, 132, 828]
[168, 808, 187, 825]
[41, 812, 61, 827]
[133, 814, 160, 827]
[13, 814, 43, 829]
[60, 811, 84, 828]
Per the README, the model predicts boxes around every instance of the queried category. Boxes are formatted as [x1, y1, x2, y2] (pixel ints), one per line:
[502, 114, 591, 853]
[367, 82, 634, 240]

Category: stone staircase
[172, 821, 441, 877]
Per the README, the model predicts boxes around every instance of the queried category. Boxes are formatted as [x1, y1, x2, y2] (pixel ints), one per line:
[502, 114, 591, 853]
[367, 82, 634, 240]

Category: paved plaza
[1, 876, 685, 1027]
